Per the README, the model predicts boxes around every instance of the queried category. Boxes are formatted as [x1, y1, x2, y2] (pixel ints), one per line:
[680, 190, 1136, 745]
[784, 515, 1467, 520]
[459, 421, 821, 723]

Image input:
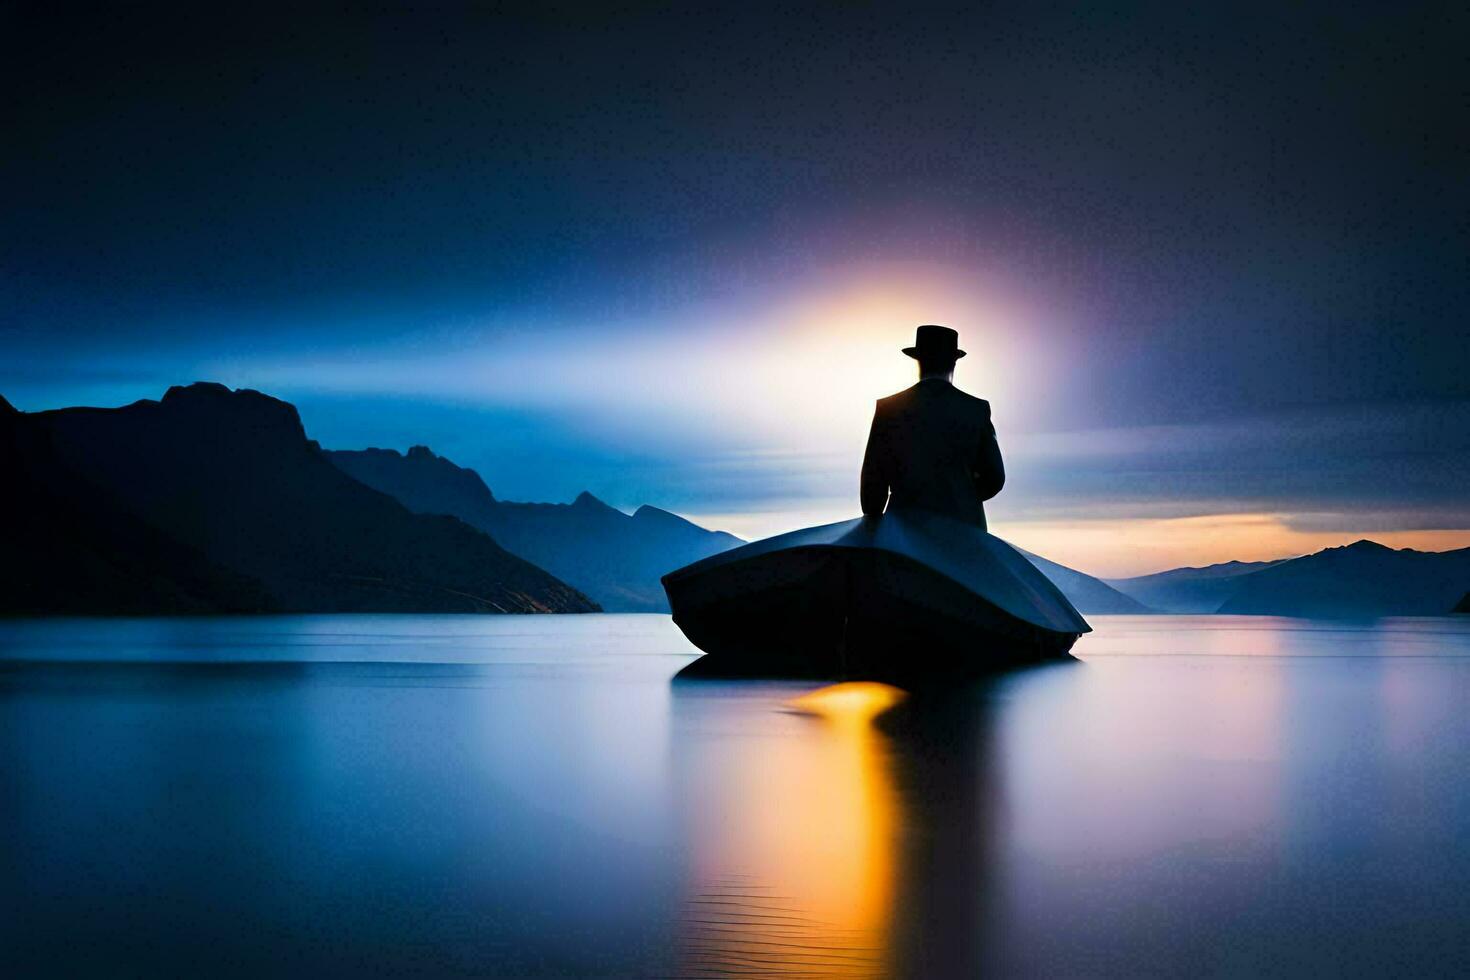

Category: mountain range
[1104, 559, 1283, 613]
[324, 446, 1147, 615]
[2, 392, 274, 614]
[5, 383, 1465, 620]
[1017, 549, 1149, 613]
[1109, 541, 1470, 617]
[0, 383, 594, 614]
[326, 446, 742, 612]
[2, 382, 1134, 617]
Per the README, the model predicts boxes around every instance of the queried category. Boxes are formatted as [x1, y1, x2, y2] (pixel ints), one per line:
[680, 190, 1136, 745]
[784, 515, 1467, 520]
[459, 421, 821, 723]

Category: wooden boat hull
[663, 512, 1089, 681]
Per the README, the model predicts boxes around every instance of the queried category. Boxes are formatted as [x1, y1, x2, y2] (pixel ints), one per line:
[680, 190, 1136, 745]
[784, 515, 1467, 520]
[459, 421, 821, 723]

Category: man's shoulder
[875, 387, 915, 412]
[878, 383, 990, 414]
[930, 383, 991, 415]
[950, 387, 991, 414]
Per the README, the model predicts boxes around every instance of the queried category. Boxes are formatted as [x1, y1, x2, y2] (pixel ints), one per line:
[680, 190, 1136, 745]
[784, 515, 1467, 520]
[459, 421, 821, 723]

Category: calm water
[4, 614, 1470, 977]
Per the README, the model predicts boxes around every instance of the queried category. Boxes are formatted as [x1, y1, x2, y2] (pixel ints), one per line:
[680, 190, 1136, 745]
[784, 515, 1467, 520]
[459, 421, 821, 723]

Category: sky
[4, 3, 1467, 576]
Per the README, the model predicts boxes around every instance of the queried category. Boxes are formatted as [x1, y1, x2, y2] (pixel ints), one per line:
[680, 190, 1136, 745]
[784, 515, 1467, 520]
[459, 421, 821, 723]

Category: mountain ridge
[1106, 557, 1285, 612]
[1216, 539, 1470, 617]
[1, 394, 278, 614]
[326, 445, 743, 612]
[327, 445, 1147, 614]
[1110, 539, 1470, 616]
[1016, 549, 1151, 613]
[2, 383, 597, 614]
[7, 384, 1465, 619]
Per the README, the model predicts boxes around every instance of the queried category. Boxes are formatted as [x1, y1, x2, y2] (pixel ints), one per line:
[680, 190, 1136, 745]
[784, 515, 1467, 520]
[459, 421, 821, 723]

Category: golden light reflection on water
[677, 683, 907, 978]
[788, 681, 907, 723]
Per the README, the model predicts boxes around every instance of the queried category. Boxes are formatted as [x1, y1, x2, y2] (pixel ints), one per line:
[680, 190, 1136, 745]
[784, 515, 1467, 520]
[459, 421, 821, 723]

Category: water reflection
[670, 677, 1016, 977]
[672, 682, 902, 976]
[8, 616, 1470, 976]
[882, 682, 1003, 977]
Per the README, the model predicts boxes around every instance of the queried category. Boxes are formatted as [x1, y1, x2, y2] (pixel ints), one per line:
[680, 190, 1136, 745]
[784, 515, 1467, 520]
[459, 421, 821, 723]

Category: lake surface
[4, 614, 1470, 977]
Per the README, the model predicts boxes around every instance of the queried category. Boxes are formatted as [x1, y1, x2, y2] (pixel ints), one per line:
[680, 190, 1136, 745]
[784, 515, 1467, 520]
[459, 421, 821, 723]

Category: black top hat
[902, 324, 966, 360]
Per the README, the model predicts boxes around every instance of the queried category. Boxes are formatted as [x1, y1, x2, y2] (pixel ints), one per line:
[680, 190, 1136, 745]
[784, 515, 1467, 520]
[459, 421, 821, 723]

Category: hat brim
[902, 347, 966, 359]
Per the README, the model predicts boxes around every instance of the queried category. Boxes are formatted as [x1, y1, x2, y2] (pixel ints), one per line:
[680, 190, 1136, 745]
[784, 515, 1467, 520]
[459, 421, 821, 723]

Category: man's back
[860, 379, 1004, 529]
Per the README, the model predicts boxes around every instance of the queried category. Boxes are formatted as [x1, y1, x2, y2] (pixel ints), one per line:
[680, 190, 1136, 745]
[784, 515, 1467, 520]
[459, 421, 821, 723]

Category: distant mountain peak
[161, 381, 298, 413]
[1216, 537, 1470, 616]
[162, 380, 234, 401]
[632, 504, 695, 529]
[1015, 548, 1151, 613]
[0, 393, 16, 415]
[12, 385, 594, 614]
[324, 448, 742, 612]
[327, 444, 497, 506]
[150, 381, 308, 444]
[629, 505, 739, 543]
[1208, 558, 1278, 572]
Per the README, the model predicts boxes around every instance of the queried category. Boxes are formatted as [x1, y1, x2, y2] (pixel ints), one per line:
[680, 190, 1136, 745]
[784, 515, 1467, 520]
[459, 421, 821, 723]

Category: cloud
[995, 401, 1470, 522]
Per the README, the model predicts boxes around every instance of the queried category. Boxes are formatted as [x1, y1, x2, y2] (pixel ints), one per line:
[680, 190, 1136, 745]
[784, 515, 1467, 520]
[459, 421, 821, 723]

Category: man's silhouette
[666, 322, 1087, 673]
[860, 325, 1004, 529]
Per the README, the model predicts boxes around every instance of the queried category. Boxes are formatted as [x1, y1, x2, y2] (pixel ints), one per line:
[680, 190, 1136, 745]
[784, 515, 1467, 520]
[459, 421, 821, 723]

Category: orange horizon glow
[997, 515, 1470, 580]
[682, 507, 1470, 580]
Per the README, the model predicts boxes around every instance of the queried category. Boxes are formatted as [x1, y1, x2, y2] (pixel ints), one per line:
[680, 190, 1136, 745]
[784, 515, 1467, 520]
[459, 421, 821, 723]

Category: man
[665, 323, 1086, 675]
[860, 324, 1004, 529]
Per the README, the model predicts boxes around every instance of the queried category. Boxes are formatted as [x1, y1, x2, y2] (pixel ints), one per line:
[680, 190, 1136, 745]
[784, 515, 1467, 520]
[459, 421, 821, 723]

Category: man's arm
[860, 403, 889, 517]
[973, 402, 1005, 501]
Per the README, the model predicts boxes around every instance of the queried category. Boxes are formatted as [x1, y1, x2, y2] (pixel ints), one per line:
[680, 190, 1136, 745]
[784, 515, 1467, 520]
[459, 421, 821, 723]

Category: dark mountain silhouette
[327, 446, 502, 530]
[1106, 559, 1285, 613]
[2, 393, 275, 614]
[324, 445, 1150, 614]
[1215, 540, 1470, 617]
[1017, 549, 1150, 613]
[3, 384, 595, 614]
[326, 446, 742, 611]
[1455, 592, 1470, 613]
[491, 494, 747, 612]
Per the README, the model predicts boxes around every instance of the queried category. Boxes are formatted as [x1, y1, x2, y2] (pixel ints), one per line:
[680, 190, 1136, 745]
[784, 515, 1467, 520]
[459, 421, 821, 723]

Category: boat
[662, 509, 1090, 681]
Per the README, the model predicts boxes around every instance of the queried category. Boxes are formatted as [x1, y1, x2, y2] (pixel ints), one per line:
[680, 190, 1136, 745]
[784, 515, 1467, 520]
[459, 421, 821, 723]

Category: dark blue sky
[4, 3, 1466, 573]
